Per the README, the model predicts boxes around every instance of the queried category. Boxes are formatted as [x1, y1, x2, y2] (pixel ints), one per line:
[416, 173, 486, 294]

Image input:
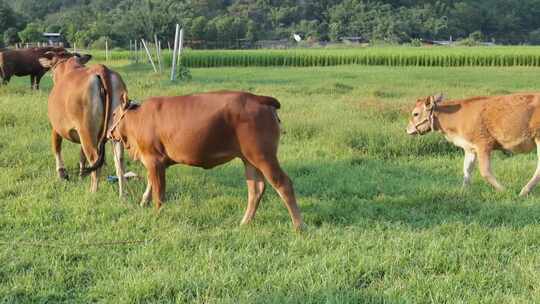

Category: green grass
[92, 46, 540, 67]
[2, 62, 540, 303]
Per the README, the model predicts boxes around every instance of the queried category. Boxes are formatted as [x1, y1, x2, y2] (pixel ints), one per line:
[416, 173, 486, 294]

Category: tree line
[2, 0, 540, 48]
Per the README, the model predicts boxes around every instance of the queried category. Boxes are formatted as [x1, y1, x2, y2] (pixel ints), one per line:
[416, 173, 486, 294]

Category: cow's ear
[425, 94, 444, 109]
[38, 57, 54, 68]
[424, 96, 434, 109]
[434, 93, 444, 104]
[79, 54, 92, 64]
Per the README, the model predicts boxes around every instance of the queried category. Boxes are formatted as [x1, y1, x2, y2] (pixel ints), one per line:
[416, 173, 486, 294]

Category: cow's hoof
[294, 223, 307, 233]
[519, 188, 530, 197]
[57, 168, 69, 180]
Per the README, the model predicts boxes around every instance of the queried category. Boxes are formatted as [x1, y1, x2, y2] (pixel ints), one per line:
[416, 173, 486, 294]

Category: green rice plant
[89, 46, 540, 69]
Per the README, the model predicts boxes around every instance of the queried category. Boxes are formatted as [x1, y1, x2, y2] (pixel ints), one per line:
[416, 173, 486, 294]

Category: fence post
[154, 35, 162, 73]
[105, 39, 109, 62]
[170, 24, 180, 81]
[141, 39, 157, 72]
[177, 28, 184, 66]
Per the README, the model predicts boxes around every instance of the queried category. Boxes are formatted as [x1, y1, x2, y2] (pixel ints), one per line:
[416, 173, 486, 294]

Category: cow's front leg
[144, 158, 166, 209]
[462, 149, 476, 188]
[140, 176, 152, 207]
[477, 148, 505, 191]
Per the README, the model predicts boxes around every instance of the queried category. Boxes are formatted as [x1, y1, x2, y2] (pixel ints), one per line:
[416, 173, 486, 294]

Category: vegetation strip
[89, 47, 540, 68]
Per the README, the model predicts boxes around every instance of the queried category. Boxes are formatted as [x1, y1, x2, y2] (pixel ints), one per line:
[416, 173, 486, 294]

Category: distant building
[340, 36, 367, 43]
[42, 32, 66, 45]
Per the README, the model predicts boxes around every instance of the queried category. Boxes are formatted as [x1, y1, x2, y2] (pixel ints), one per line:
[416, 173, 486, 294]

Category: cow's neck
[433, 104, 461, 135]
[122, 111, 142, 161]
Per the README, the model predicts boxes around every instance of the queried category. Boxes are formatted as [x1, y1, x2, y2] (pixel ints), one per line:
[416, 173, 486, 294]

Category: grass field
[2, 60, 540, 303]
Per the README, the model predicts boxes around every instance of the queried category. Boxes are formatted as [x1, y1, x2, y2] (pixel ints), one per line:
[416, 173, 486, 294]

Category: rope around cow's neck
[107, 100, 138, 141]
[413, 104, 437, 134]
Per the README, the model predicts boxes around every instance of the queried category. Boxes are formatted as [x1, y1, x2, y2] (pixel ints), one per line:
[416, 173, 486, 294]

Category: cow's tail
[256, 95, 281, 109]
[81, 68, 113, 176]
[257, 95, 281, 124]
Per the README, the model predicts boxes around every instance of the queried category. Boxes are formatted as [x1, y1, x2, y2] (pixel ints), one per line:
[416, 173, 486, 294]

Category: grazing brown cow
[108, 91, 304, 230]
[39, 51, 127, 196]
[407, 93, 540, 195]
[0, 47, 65, 89]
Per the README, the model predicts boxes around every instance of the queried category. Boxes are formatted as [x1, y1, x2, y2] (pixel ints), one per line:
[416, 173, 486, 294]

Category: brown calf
[0, 47, 65, 89]
[407, 93, 540, 195]
[39, 52, 127, 196]
[108, 91, 304, 230]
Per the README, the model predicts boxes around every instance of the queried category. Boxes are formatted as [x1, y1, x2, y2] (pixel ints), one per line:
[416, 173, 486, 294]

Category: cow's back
[133, 92, 279, 168]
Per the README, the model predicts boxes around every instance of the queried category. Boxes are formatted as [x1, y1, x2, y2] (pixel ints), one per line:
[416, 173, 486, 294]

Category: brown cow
[108, 91, 304, 230]
[407, 93, 540, 195]
[0, 47, 65, 89]
[39, 51, 127, 196]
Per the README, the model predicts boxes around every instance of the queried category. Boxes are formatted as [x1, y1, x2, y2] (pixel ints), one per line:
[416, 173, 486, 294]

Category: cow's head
[108, 93, 139, 148]
[38, 51, 92, 70]
[39, 51, 92, 82]
[73, 53, 93, 65]
[406, 94, 444, 135]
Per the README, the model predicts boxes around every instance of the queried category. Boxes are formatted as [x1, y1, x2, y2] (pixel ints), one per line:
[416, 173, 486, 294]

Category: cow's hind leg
[79, 135, 100, 193]
[478, 148, 505, 191]
[520, 139, 540, 196]
[241, 161, 266, 225]
[79, 148, 87, 178]
[111, 141, 126, 198]
[254, 158, 303, 230]
[52, 130, 68, 180]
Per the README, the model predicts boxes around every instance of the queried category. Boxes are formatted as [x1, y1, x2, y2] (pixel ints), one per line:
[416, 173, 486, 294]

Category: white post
[73, 43, 77, 53]
[105, 39, 109, 62]
[177, 28, 184, 66]
[134, 40, 138, 63]
[154, 35, 162, 73]
[141, 39, 157, 72]
[170, 24, 180, 81]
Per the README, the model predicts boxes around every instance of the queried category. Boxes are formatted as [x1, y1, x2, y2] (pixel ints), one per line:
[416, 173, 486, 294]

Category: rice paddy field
[2, 48, 540, 303]
[95, 46, 540, 67]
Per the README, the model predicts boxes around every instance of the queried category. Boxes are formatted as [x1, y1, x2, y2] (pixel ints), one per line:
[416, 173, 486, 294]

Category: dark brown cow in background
[108, 91, 304, 230]
[0, 47, 65, 89]
[39, 51, 127, 197]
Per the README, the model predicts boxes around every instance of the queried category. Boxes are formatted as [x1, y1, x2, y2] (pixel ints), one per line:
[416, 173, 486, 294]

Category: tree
[3, 27, 19, 46]
[18, 23, 43, 43]
[0, 1, 21, 33]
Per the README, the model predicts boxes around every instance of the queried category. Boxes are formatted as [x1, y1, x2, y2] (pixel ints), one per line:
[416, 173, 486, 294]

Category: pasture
[2, 58, 540, 303]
